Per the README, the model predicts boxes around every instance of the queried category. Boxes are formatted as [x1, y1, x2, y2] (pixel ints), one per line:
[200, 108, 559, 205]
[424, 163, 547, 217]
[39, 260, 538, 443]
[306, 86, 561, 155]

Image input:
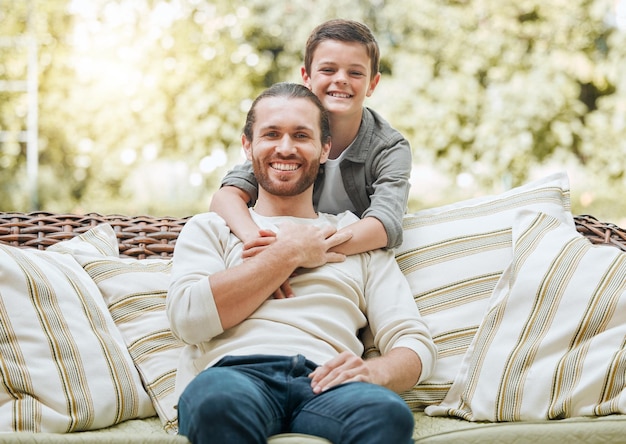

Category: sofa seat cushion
[0, 412, 624, 443]
[0, 417, 187, 443]
[412, 411, 626, 443]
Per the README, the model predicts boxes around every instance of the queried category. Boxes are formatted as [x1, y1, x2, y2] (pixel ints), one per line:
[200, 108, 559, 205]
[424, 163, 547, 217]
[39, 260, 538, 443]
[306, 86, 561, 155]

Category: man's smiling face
[243, 96, 330, 197]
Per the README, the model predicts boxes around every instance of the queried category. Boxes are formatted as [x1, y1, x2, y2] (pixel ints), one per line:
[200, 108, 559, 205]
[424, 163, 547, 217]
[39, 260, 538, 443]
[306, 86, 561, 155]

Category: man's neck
[328, 109, 363, 160]
[253, 190, 318, 219]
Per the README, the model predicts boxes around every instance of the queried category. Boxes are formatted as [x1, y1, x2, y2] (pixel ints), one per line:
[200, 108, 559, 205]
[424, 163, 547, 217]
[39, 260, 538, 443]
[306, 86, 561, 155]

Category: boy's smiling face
[302, 40, 380, 119]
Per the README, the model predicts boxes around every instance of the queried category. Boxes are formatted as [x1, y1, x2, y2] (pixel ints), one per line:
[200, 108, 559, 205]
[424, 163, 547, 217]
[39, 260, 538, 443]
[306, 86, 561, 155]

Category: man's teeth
[272, 163, 298, 171]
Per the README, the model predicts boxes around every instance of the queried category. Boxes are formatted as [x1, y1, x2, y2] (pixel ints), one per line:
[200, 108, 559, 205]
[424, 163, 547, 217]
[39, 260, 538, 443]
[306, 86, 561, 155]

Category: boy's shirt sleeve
[343, 107, 412, 250]
[362, 135, 412, 250]
[220, 160, 259, 204]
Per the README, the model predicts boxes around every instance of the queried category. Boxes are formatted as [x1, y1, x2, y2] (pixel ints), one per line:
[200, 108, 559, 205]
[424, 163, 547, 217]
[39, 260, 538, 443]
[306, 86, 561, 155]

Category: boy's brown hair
[303, 19, 380, 79]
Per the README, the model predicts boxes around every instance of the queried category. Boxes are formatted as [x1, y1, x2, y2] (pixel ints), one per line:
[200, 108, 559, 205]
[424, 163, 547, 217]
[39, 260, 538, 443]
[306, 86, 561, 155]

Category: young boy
[210, 19, 412, 261]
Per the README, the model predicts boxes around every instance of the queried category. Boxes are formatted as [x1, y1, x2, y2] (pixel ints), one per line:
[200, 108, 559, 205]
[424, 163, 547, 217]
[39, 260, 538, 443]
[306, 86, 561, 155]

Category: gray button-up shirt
[219, 107, 412, 248]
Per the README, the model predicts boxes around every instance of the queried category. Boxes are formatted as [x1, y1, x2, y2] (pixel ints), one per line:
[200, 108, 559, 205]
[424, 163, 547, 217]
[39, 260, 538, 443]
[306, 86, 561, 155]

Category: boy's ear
[366, 72, 381, 97]
[242, 134, 253, 160]
[301, 66, 312, 89]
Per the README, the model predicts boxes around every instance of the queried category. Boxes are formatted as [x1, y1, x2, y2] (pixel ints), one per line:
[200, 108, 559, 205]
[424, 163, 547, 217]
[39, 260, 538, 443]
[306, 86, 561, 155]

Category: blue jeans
[177, 354, 414, 444]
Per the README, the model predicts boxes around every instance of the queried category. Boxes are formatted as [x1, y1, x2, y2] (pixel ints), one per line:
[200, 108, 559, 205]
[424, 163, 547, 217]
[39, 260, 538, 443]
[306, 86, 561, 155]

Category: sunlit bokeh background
[1, 0, 625, 226]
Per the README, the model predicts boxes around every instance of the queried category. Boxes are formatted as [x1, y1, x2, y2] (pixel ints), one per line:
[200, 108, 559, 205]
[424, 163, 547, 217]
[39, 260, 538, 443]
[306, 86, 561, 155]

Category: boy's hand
[241, 229, 278, 259]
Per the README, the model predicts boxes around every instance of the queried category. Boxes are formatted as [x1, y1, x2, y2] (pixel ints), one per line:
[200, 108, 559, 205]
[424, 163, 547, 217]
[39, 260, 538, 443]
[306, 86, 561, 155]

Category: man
[167, 82, 436, 444]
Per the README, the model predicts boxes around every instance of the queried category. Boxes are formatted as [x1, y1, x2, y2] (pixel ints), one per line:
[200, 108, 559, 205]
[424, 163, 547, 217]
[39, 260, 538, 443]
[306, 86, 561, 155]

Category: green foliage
[1, 0, 625, 223]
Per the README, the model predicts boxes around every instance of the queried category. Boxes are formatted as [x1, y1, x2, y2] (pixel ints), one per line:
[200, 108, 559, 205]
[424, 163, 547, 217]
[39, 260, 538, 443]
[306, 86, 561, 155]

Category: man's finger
[326, 230, 352, 249]
[325, 252, 347, 263]
[319, 224, 338, 239]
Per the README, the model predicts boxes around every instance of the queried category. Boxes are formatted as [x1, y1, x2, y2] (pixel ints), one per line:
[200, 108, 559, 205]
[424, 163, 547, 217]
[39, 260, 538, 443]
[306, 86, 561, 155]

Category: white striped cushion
[0, 244, 155, 432]
[50, 225, 183, 434]
[426, 211, 626, 421]
[393, 172, 573, 409]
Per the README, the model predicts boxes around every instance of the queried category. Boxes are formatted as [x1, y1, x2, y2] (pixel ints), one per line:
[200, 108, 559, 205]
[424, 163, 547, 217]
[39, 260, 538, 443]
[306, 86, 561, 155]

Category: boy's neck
[328, 108, 363, 159]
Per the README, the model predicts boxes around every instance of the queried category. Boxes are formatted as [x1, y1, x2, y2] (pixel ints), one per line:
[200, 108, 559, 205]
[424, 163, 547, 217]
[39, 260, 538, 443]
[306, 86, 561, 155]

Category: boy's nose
[334, 70, 348, 84]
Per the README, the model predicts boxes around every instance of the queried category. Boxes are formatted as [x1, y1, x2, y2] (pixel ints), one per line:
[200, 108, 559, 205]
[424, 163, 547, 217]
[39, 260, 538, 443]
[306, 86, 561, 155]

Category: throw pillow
[0, 244, 155, 432]
[426, 211, 626, 421]
[393, 172, 573, 409]
[50, 225, 183, 433]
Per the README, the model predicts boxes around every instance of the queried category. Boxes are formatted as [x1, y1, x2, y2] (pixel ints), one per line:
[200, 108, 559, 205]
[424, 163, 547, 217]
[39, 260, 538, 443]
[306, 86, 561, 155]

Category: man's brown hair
[243, 82, 331, 144]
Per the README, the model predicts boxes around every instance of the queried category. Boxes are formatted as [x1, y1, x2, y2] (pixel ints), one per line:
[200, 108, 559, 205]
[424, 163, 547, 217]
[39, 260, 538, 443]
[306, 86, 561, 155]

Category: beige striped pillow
[426, 210, 626, 421]
[50, 225, 184, 434]
[0, 244, 155, 432]
[393, 172, 573, 409]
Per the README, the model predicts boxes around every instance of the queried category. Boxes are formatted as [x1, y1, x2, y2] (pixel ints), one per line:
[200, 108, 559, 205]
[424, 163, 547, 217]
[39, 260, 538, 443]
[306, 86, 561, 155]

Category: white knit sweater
[167, 210, 436, 398]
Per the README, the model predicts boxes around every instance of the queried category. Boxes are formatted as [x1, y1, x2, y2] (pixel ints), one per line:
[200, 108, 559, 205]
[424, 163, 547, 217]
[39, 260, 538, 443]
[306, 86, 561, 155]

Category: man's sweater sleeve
[166, 213, 229, 345]
[364, 249, 437, 383]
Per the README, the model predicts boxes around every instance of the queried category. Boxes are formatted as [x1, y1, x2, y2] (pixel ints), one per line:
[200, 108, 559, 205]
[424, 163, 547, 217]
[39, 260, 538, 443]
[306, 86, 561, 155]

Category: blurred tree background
[1, 0, 625, 224]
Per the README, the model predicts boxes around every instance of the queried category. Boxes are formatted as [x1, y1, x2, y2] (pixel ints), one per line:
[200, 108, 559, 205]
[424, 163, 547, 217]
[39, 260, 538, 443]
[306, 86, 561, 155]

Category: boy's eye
[351, 71, 365, 77]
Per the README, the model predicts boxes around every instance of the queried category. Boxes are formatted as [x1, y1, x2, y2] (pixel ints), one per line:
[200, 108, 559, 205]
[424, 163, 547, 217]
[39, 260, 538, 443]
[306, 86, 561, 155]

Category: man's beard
[252, 155, 320, 197]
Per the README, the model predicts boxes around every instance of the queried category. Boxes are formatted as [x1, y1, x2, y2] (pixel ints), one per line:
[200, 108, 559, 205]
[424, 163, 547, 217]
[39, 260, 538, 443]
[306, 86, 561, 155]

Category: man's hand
[242, 229, 294, 298]
[309, 351, 375, 394]
[278, 221, 352, 269]
[242, 222, 352, 298]
[309, 348, 423, 394]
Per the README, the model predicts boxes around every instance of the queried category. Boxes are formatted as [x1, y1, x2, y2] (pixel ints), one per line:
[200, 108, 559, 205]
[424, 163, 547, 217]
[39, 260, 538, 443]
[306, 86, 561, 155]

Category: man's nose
[276, 135, 296, 154]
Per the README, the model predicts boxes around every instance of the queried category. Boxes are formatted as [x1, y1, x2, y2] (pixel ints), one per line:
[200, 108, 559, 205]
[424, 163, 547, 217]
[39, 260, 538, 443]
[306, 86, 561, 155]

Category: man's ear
[320, 137, 331, 164]
[366, 72, 381, 97]
[301, 66, 312, 89]
[242, 134, 253, 160]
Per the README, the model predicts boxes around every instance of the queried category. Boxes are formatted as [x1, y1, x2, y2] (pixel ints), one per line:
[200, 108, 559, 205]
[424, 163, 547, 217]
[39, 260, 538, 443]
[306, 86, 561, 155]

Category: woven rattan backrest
[0, 212, 190, 259]
[573, 214, 626, 251]
[0, 212, 625, 259]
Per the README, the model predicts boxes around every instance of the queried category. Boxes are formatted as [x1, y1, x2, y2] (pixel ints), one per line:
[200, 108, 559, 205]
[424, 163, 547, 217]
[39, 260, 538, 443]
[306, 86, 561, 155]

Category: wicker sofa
[2, 173, 626, 443]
